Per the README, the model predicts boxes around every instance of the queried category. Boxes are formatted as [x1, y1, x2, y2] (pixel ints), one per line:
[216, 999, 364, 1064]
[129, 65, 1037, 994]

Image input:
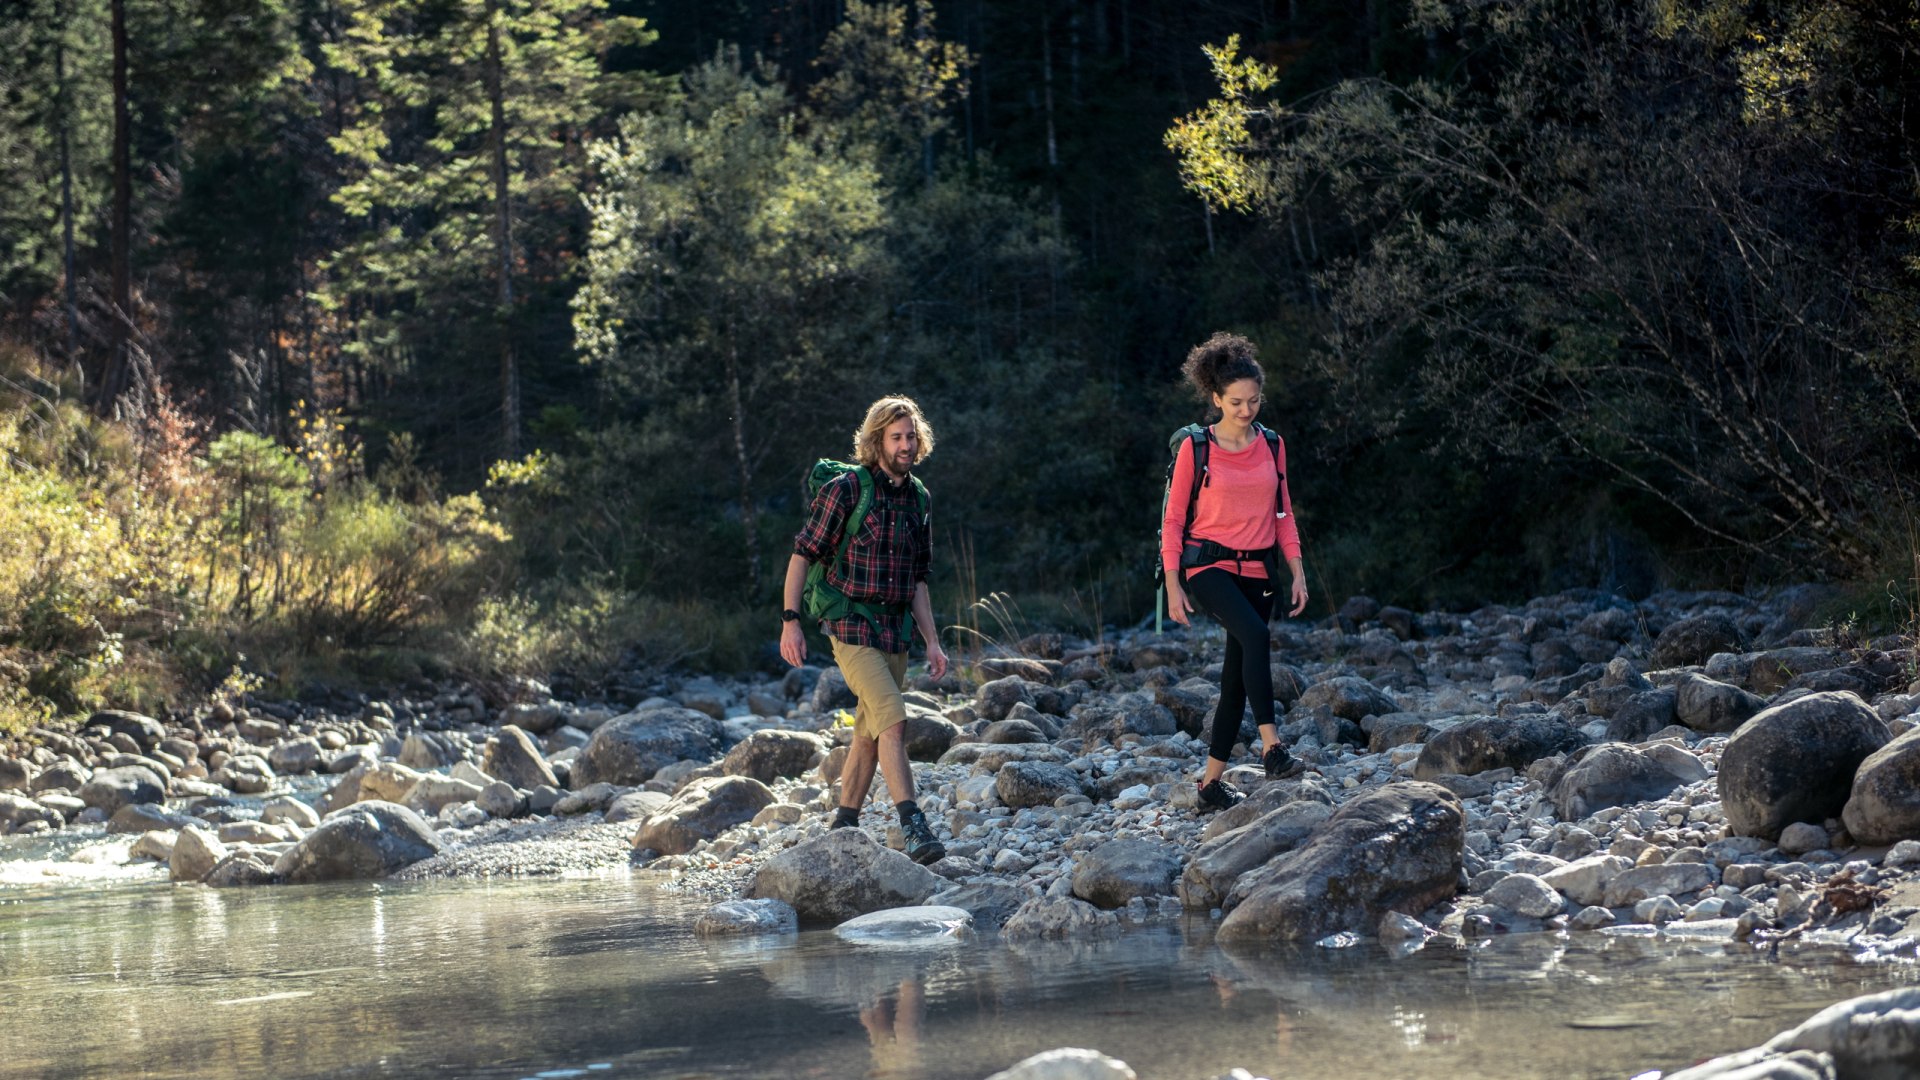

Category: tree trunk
[726, 350, 761, 596]
[101, 0, 132, 415]
[55, 0, 79, 359]
[484, 0, 519, 459]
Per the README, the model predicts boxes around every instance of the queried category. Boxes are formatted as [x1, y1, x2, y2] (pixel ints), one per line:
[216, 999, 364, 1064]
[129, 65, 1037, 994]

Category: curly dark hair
[1181, 332, 1264, 402]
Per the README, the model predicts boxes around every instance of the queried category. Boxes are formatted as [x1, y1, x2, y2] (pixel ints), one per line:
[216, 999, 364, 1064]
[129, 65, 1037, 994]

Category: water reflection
[0, 872, 1914, 1080]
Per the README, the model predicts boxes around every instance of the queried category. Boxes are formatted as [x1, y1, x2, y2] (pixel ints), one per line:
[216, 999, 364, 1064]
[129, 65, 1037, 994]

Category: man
[780, 395, 950, 864]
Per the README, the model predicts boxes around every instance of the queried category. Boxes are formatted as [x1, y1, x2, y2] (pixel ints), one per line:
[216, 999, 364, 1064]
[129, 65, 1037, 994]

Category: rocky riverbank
[5, 585, 1920, 1075]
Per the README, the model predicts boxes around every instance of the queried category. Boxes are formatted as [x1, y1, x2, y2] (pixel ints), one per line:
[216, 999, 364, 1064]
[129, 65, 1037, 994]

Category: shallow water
[1, 862, 1916, 1080]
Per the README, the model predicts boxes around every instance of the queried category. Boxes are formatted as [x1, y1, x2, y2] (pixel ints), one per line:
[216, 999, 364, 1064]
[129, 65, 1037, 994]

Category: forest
[1, 0, 1918, 724]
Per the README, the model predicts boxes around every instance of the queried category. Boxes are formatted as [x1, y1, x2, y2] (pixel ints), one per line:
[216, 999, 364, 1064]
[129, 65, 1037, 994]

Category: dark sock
[832, 805, 861, 828]
[895, 800, 920, 826]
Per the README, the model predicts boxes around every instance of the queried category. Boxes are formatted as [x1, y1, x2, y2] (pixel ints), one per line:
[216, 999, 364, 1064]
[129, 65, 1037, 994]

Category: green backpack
[801, 459, 930, 636]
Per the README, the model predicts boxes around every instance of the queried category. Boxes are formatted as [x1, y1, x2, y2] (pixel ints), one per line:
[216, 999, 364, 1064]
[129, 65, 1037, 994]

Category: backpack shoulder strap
[907, 474, 930, 517]
[833, 467, 878, 569]
[1257, 423, 1283, 476]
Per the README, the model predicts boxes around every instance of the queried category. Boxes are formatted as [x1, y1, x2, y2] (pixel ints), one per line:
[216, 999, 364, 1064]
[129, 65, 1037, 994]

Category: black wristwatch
[780, 609, 802, 623]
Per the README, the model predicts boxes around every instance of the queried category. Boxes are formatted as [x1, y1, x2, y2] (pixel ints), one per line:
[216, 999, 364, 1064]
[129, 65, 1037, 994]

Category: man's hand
[780, 620, 808, 667]
[925, 641, 949, 682]
[1289, 576, 1309, 618]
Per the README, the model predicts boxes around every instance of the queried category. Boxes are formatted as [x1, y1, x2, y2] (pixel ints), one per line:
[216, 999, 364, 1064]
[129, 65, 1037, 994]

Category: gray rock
[217, 820, 295, 845]
[694, 898, 798, 937]
[0, 792, 63, 833]
[267, 738, 324, 776]
[1220, 782, 1464, 943]
[1606, 688, 1679, 742]
[633, 775, 774, 855]
[214, 754, 276, 794]
[404, 775, 486, 816]
[1651, 615, 1745, 669]
[77, 765, 167, 815]
[1721, 691, 1889, 840]
[260, 796, 321, 830]
[0, 757, 35, 791]
[203, 848, 278, 887]
[483, 725, 560, 790]
[90, 709, 166, 751]
[273, 801, 443, 883]
[810, 667, 856, 714]
[1541, 854, 1634, 908]
[1485, 873, 1565, 918]
[976, 676, 1038, 722]
[1414, 714, 1586, 780]
[927, 879, 1031, 929]
[1777, 822, 1830, 855]
[1070, 839, 1182, 909]
[722, 730, 827, 784]
[1179, 799, 1332, 909]
[1674, 674, 1767, 734]
[30, 760, 89, 794]
[399, 731, 456, 769]
[603, 789, 668, 823]
[982, 718, 1049, 744]
[498, 701, 566, 735]
[476, 781, 530, 819]
[1756, 986, 1920, 1078]
[129, 830, 176, 862]
[570, 708, 723, 787]
[107, 802, 196, 834]
[1748, 648, 1850, 695]
[1546, 744, 1694, 820]
[903, 709, 959, 760]
[1000, 896, 1122, 941]
[1601, 862, 1716, 908]
[744, 828, 942, 923]
[995, 761, 1089, 809]
[170, 825, 227, 882]
[1842, 727, 1920, 845]
[1297, 676, 1398, 722]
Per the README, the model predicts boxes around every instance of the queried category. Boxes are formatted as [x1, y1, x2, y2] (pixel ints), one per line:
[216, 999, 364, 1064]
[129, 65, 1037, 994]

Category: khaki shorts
[830, 637, 909, 740]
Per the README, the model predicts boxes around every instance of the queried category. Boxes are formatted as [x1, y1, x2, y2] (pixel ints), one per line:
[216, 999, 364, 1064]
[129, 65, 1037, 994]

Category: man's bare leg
[875, 723, 914, 805]
[839, 734, 879, 810]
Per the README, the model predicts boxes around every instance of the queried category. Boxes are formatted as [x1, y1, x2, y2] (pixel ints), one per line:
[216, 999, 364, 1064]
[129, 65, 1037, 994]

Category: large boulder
[722, 730, 827, 784]
[1297, 676, 1398, 722]
[1546, 744, 1697, 821]
[570, 707, 722, 787]
[1413, 715, 1586, 781]
[1070, 839, 1182, 909]
[1219, 782, 1464, 943]
[0, 792, 62, 833]
[1843, 728, 1920, 845]
[272, 801, 444, 883]
[975, 676, 1038, 722]
[1673, 674, 1767, 734]
[1650, 615, 1745, 669]
[482, 725, 559, 790]
[744, 828, 941, 923]
[903, 709, 960, 760]
[632, 775, 774, 855]
[995, 761, 1088, 809]
[77, 764, 167, 815]
[1720, 692, 1889, 839]
[1179, 799, 1332, 910]
[0, 757, 36, 792]
[89, 709, 166, 751]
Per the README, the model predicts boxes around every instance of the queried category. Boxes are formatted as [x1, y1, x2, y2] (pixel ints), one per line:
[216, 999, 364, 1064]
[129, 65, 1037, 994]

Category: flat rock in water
[984, 1047, 1137, 1080]
[832, 905, 971, 945]
[1000, 897, 1121, 942]
[928, 879, 1030, 929]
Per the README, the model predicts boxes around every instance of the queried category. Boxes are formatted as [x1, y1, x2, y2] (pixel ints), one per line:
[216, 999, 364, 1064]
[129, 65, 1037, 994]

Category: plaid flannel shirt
[793, 467, 931, 655]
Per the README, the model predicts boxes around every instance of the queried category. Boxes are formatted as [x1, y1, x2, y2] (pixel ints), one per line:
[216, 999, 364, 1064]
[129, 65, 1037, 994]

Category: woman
[1161, 332, 1309, 810]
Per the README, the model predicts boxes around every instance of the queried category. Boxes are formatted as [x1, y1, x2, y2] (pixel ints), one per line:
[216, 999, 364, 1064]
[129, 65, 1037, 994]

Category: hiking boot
[1196, 777, 1245, 811]
[901, 809, 945, 864]
[1263, 744, 1305, 779]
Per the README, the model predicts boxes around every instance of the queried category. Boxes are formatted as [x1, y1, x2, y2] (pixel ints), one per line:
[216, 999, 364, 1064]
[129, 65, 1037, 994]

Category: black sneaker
[1197, 778, 1245, 811]
[830, 806, 861, 830]
[1263, 744, 1305, 779]
[901, 809, 946, 864]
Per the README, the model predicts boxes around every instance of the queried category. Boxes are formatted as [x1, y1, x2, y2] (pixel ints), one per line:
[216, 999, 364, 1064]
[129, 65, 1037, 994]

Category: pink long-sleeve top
[1161, 426, 1303, 581]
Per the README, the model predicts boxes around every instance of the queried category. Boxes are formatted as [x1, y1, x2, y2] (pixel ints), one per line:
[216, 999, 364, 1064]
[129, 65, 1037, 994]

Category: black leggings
[1185, 568, 1275, 765]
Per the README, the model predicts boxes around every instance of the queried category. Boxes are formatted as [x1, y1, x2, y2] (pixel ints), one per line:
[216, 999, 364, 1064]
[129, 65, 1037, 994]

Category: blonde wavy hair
[852, 395, 936, 470]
